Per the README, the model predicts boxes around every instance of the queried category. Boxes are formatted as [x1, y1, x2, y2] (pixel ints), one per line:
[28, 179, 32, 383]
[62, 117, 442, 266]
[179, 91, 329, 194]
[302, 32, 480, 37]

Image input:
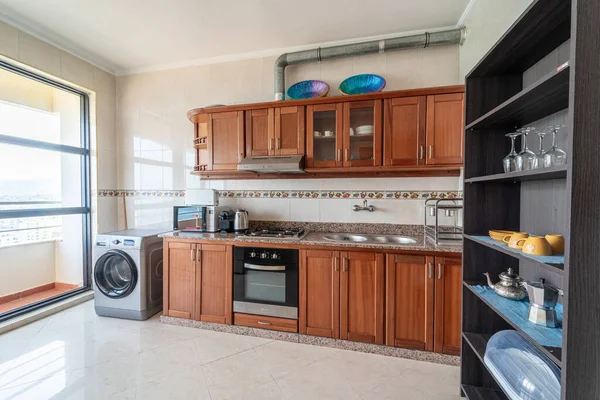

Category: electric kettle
[233, 209, 249, 232]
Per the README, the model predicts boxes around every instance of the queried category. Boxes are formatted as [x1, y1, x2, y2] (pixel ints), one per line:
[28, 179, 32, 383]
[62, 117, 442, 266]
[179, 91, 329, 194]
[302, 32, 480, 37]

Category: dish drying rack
[424, 198, 463, 246]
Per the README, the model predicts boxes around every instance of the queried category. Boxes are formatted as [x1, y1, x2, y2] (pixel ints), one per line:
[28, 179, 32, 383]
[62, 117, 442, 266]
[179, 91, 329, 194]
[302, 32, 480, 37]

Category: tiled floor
[0, 301, 460, 399]
[0, 288, 75, 314]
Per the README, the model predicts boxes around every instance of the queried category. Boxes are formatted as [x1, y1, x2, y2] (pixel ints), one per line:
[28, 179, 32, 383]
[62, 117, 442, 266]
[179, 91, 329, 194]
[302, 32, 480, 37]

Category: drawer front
[234, 313, 298, 333]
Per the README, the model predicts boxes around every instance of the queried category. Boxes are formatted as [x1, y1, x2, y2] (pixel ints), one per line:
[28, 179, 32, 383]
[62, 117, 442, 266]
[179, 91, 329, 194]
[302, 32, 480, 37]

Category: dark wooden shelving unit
[464, 165, 567, 184]
[462, 0, 600, 398]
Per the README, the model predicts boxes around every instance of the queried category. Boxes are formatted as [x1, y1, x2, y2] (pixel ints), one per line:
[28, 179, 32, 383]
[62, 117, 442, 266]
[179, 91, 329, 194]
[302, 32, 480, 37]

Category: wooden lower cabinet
[299, 249, 340, 338]
[385, 254, 435, 351]
[434, 255, 462, 355]
[234, 313, 298, 333]
[163, 241, 232, 324]
[340, 251, 385, 344]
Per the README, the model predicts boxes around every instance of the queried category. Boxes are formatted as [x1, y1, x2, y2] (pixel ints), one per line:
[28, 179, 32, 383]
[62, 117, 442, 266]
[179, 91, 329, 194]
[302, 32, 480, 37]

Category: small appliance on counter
[424, 198, 463, 246]
[233, 209, 249, 232]
[233, 247, 298, 319]
[526, 279, 564, 328]
[173, 205, 232, 233]
[218, 210, 235, 233]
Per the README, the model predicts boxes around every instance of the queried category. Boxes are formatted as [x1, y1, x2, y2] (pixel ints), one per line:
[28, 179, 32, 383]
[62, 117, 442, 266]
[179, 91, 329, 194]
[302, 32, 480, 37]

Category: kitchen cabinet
[208, 111, 245, 170]
[385, 254, 435, 351]
[434, 255, 462, 355]
[383, 96, 427, 166]
[425, 93, 465, 165]
[234, 313, 298, 333]
[299, 249, 340, 338]
[340, 251, 385, 344]
[275, 106, 305, 156]
[163, 241, 232, 324]
[245, 108, 274, 157]
[306, 103, 344, 168]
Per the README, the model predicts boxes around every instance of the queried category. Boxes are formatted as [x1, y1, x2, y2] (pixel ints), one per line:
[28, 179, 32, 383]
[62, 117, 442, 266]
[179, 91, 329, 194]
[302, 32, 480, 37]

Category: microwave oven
[173, 205, 231, 233]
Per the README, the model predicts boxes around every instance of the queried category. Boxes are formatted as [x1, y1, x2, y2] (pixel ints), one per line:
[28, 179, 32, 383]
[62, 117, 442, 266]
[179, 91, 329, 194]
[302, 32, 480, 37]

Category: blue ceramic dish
[286, 80, 330, 100]
[339, 74, 386, 95]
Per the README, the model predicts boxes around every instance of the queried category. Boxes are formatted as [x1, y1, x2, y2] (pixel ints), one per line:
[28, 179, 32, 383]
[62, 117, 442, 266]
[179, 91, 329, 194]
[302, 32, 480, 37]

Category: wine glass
[543, 125, 567, 167]
[533, 129, 547, 169]
[502, 131, 520, 172]
[515, 127, 537, 171]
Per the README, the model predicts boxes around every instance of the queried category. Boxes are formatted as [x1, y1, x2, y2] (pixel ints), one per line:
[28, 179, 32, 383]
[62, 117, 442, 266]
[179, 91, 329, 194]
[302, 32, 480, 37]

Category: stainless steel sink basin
[323, 233, 417, 245]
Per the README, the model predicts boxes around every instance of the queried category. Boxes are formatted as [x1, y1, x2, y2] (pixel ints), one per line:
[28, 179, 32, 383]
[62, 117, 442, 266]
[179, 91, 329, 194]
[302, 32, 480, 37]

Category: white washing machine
[93, 228, 168, 320]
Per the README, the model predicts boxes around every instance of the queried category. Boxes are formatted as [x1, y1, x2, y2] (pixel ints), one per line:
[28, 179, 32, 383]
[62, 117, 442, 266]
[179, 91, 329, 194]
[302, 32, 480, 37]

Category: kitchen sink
[323, 233, 417, 245]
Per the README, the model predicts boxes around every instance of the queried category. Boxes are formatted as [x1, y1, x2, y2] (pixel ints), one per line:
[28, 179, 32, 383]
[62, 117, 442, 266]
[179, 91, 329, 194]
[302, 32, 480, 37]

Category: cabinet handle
[334, 257, 339, 272]
[190, 248, 195, 262]
[196, 248, 200, 262]
[342, 258, 347, 272]
[437, 263, 443, 280]
[345, 149, 349, 161]
[428, 263, 433, 278]
[257, 321, 271, 326]
[420, 145, 424, 160]
[276, 138, 280, 150]
[429, 145, 433, 159]
[269, 138, 273, 151]
[337, 149, 341, 162]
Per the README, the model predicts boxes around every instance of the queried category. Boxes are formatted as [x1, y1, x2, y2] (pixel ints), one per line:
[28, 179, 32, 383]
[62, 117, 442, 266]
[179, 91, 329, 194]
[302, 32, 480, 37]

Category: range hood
[237, 156, 305, 174]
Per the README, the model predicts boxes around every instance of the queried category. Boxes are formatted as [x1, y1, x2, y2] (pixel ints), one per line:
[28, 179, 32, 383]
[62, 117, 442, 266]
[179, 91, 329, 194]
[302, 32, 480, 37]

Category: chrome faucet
[353, 200, 375, 212]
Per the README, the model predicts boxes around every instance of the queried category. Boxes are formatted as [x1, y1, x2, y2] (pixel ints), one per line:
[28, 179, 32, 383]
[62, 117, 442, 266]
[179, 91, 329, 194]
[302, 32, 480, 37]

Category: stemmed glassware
[533, 129, 546, 169]
[515, 127, 537, 171]
[543, 125, 567, 167]
[503, 131, 520, 172]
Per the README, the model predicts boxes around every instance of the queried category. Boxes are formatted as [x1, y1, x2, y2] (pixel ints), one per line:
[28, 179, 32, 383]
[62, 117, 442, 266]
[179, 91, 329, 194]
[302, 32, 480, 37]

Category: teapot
[484, 268, 527, 300]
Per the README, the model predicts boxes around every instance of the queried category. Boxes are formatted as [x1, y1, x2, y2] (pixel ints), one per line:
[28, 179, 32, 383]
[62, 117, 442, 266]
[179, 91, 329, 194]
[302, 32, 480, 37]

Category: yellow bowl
[489, 230, 515, 242]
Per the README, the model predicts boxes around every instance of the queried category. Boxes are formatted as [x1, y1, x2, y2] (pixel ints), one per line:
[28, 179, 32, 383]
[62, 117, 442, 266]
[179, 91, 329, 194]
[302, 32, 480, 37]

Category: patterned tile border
[95, 189, 462, 199]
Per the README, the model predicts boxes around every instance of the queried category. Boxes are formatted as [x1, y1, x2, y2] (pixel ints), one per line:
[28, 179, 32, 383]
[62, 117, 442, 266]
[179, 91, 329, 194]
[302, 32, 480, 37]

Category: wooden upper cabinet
[384, 97, 426, 166]
[208, 111, 244, 170]
[386, 254, 435, 351]
[434, 255, 462, 356]
[426, 93, 465, 165]
[245, 108, 274, 158]
[299, 249, 340, 338]
[195, 244, 233, 324]
[342, 100, 383, 167]
[274, 106, 305, 156]
[306, 103, 343, 168]
[164, 241, 196, 319]
[340, 251, 385, 344]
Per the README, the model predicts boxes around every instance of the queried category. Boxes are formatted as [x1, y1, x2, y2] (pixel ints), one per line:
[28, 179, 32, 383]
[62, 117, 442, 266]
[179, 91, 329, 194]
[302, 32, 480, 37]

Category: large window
[0, 61, 91, 320]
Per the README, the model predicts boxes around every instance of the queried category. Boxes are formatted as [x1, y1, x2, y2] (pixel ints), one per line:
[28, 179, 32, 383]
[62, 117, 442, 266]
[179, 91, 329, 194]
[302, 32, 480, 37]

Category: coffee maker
[218, 210, 235, 233]
[525, 279, 564, 328]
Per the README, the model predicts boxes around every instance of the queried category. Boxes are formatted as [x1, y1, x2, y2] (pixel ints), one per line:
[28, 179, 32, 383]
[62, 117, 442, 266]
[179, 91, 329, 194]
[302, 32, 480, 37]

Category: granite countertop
[159, 222, 462, 253]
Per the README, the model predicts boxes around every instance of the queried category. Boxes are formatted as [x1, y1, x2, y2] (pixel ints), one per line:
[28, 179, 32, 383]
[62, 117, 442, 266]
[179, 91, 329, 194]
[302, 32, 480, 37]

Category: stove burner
[244, 228, 306, 240]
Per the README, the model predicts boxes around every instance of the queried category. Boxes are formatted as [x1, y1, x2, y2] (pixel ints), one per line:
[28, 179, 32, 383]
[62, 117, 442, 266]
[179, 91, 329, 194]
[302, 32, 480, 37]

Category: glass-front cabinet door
[342, 100, 382, 167]
[306, 104, 343, 168]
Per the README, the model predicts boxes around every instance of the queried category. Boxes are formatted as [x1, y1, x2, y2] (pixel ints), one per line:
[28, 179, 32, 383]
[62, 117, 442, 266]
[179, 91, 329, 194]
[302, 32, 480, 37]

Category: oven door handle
[244, 263, 286, 271]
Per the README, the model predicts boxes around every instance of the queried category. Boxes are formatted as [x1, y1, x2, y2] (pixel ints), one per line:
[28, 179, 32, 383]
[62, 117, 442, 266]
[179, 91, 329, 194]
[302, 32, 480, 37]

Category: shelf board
[465, 165, 567, 183]
[194, 144, 208, 149]
[464, 284, 562, 366]
[467, 0, 571, 77]
[313, 136, 336, 140]
[462, 333, 511, 400]
[462, 384, 507, 400]
[466, 65, 570, 130]
[464, 235, 564, 275]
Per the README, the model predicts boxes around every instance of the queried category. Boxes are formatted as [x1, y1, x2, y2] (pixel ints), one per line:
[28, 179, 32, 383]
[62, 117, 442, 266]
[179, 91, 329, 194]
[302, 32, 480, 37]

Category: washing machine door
[94, 250, 138, 298]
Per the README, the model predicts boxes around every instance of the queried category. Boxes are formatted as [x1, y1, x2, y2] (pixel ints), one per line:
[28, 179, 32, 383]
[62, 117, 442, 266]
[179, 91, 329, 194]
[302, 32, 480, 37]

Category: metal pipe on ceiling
[274, 28, 465, 100]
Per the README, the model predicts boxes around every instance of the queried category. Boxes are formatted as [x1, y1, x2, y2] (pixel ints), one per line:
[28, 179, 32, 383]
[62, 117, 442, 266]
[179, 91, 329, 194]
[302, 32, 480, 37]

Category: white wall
[0, 242, 55, 297]
[0, 20, 118, 234]
[459, 0, 534, 81]
[116, 45, 462, 228]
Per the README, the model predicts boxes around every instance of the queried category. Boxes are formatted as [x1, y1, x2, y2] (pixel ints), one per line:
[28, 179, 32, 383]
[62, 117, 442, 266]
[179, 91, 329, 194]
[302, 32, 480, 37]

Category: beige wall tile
[385, 48, 424, 90]
[17, 32, 61, 77]
[319, 57, 354, 97]
[422, 45, 459, 87]
[60, 51, 95, 89]
[0, 21, 19, 59]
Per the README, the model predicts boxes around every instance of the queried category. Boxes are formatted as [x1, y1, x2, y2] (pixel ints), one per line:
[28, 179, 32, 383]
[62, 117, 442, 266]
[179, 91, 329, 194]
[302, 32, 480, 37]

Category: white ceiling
[0, 0, 472, 75]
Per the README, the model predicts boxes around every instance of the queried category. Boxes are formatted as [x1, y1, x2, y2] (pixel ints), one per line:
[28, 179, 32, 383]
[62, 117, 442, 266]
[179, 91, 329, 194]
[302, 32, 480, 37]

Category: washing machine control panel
[94, 235, 142, 250]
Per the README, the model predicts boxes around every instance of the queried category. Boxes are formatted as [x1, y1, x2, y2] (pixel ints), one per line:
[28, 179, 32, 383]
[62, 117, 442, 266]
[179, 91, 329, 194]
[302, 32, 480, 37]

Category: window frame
[0, 60, 92, 322]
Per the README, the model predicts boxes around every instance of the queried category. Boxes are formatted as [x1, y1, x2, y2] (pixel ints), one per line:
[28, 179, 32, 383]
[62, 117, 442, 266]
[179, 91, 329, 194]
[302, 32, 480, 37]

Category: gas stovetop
[243, 229, 308, 240]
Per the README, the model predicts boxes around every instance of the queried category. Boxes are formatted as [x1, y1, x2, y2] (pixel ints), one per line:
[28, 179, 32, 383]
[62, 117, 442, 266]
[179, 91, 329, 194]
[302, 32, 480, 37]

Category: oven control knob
[271, 253, 279, 260]
[260, 252, 269, 259]
[249, 251, 257, 258]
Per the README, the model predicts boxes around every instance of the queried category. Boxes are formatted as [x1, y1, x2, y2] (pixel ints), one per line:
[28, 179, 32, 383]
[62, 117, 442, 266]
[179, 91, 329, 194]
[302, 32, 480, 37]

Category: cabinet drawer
[234, 313, 298, 333]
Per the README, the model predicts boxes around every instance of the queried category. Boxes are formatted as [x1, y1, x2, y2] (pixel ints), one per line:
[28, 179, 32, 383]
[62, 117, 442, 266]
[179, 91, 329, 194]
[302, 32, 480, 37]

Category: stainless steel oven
[233, 247, 298, 319]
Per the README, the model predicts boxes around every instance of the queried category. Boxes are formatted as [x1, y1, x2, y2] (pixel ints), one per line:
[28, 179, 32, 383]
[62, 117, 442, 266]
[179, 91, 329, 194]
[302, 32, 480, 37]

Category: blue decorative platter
[339, 74, 386, 95]
[287, 80, 330, 100]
